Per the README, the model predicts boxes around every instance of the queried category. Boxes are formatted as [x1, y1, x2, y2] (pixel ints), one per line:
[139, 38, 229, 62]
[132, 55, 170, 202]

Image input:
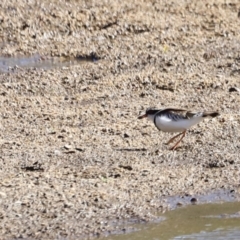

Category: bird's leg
[169, 130, 186, 150]
[166, 132, 184, 145]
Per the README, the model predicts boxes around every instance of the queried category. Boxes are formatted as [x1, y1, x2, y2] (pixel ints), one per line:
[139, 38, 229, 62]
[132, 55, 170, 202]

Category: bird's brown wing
[185, 111, 197, 118]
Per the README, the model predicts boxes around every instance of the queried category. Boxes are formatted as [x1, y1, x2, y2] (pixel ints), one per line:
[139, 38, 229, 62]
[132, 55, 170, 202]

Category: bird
[138, 107, 219, 150]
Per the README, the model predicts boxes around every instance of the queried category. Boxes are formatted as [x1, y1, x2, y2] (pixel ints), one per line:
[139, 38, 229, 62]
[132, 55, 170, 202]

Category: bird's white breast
[154, 115, 203, 132]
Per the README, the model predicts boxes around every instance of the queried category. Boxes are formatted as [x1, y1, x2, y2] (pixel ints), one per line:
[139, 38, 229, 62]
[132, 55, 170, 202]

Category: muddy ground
[0, 0, 240, 239]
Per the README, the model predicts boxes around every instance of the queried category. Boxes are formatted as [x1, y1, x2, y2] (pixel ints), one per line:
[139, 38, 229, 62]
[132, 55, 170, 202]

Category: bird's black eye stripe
[146, 109, 159, 115]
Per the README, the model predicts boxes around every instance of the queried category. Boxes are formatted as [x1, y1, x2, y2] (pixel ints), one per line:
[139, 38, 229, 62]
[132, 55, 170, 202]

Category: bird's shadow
[115, 148, 147, 152]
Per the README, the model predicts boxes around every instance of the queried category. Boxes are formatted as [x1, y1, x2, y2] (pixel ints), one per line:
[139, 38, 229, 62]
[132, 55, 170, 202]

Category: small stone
[54, 150, 62, 155]
[75, 147, 84, 152]
[229, 87, 240, 93]
[64, 144, 72, 149]
[190, 198, 197, 204]
[176, 202, 183, 207]
[123, 133, 130, 138]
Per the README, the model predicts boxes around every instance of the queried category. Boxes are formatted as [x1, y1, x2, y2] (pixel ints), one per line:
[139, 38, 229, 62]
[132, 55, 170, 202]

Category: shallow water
[0, 54, 97, 73]
[100, 201, 240, 240]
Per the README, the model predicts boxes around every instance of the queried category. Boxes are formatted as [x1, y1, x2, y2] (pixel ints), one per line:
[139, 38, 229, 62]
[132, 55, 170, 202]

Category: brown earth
[0, 0, 240, 239]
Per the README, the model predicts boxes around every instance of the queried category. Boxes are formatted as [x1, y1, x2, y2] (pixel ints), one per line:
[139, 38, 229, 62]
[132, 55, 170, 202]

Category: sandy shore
[0, 0, 240, 239]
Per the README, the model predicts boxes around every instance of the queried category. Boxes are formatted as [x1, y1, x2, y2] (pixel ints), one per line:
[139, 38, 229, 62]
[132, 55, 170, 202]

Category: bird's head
[138, 108, 159, 120]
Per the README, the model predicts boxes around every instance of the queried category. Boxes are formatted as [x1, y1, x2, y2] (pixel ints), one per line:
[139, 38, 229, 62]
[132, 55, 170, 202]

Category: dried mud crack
[0, 0, 240, 239]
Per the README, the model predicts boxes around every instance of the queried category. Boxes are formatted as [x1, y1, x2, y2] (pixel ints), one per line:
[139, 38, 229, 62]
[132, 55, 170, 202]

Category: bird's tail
[202, 111, 220, 118]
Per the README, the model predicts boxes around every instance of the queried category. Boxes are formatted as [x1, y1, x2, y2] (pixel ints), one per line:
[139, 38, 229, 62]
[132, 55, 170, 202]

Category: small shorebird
[138, 108, 219, 150]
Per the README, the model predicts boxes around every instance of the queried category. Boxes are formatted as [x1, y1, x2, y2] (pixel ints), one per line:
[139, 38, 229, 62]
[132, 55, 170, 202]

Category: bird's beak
[138, 114, 147, 119]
